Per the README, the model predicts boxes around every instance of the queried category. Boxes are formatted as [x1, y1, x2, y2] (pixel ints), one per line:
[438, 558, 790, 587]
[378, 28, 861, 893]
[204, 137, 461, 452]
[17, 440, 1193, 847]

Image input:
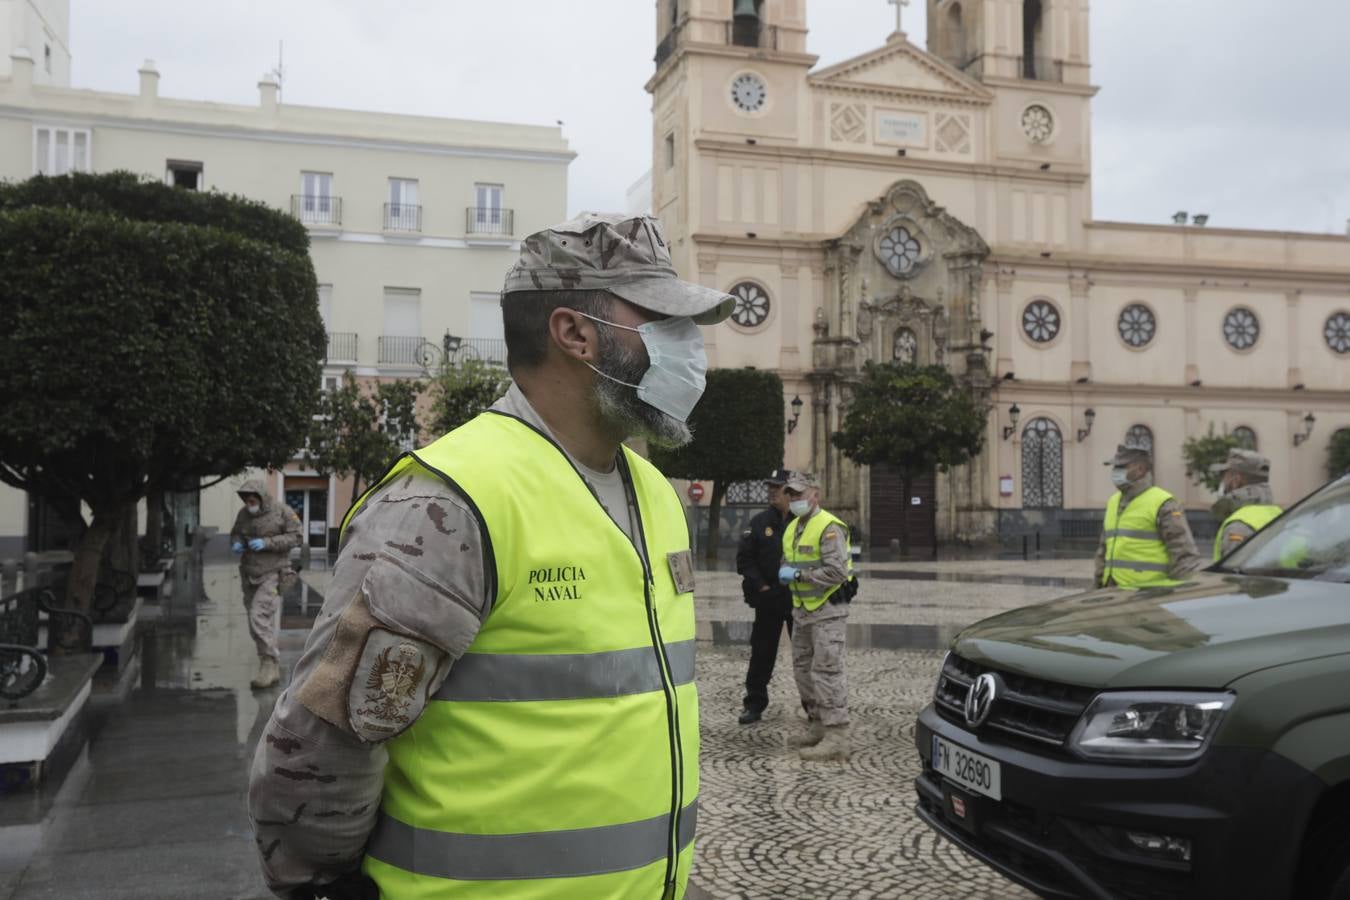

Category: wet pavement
[0, 545, 1089, 899]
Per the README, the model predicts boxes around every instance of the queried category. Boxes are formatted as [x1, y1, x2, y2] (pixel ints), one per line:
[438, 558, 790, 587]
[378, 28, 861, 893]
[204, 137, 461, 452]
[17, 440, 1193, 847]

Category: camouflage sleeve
[248, 470, 491, 897]
[1217, 520, 1257, 558]
[229, 509, 246, 545]
[800, 523, 849, 588]
[267, 506, 304, 553]
[1093, 529, 1106, 587]
[1157, 499, 1205, 578]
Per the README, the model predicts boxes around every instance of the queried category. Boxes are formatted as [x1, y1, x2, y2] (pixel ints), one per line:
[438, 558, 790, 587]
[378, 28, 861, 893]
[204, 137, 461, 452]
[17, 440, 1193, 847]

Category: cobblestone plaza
[0, 550, 1088, 899]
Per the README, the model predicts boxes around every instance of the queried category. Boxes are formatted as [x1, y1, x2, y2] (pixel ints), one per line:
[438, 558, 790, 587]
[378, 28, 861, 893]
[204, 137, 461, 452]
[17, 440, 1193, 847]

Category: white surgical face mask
[582, 313, 707, 423]
[789, 499, 812, 518]
[246, 502, 261, 515]
[1110, 467, 1130, 489]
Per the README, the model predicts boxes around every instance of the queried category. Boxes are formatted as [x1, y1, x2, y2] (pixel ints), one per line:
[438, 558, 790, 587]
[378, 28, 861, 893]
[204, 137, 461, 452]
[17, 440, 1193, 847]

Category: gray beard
[591, 324, 693, 450]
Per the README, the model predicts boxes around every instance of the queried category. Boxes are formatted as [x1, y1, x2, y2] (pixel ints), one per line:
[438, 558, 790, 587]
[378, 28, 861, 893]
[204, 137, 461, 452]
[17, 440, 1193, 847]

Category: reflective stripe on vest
[1213, 503, 1283, 560]
[782, 510, 852, 611]
[367, 800, 697, 882]
[1102, 486, 1174, 589]
[351, 412, 698, 898]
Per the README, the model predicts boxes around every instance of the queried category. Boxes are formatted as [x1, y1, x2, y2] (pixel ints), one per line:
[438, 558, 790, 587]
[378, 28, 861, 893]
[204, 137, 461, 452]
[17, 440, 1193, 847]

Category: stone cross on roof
[889, 0, 910, 33]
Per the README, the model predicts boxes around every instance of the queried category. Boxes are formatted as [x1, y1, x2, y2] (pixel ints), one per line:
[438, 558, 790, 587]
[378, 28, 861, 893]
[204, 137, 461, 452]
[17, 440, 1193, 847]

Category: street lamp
[1076, 407, 1096, 443]
[1293, 411, 1317, 447]
[443, 332, 463, 357]
[787, 394, 803, 433]
[1002, 403, 1021, 441]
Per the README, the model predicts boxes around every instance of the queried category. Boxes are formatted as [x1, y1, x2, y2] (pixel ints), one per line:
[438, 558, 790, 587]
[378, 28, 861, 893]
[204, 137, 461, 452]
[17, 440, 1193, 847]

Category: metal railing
[378, 335, 425, 366]
[383, 203, 422, 232]
[456, 337, 508, 367]
[466, 207, 514, 236]
[291, 194, 342, 226]
[727, 21, 778, 50]
[1019, 56, 1064, 83]
[325, 332, 358, 362]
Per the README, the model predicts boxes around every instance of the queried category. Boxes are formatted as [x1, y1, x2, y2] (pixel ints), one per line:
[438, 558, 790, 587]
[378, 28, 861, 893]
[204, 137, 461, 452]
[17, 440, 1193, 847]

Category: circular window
[1325, 312, 1350, 354]
[1223, 307, 1260, 351]
[893, 327, 918, 364]
[1021, 300, 1061, 344]
[728, 281, 770, 329]
[879, 226, 922, 277]
[1118, 303, 1157, 348]
[1232, 426, 1257, 451]
[1021, 104, 1054, 143]
[1125, 424, 1154, 453]
[730, 73, 767, 113]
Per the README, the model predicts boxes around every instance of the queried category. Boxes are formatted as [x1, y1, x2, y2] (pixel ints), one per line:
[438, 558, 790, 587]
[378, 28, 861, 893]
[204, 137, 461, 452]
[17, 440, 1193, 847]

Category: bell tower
[926, 0, 1089, 85]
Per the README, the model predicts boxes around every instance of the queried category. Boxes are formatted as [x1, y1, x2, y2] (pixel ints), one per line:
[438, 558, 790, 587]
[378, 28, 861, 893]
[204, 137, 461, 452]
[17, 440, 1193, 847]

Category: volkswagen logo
[964, 672, 1001, 728]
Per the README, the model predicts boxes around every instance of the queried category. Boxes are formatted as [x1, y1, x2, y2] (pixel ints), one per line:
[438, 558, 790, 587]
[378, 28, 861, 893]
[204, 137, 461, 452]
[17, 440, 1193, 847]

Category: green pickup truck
[915, 474, 1350, 900]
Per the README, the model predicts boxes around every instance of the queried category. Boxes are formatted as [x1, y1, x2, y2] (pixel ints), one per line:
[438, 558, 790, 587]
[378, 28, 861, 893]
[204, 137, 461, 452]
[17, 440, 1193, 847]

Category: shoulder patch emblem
[764, 526, 774, 537]
[349, 630, 435, 743]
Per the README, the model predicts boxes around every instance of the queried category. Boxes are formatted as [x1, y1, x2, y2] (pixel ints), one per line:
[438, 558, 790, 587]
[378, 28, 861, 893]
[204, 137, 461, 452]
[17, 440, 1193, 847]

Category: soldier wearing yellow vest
[1209, 448, 1282, 560]
[247, 215, 735, 900]
[1095, 444, 1204, 588]
[778, 471, 855, 762]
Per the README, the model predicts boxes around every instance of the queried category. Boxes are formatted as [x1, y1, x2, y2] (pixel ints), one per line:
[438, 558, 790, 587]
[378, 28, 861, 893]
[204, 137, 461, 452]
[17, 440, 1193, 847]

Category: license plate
[931, 734, 1002, 800]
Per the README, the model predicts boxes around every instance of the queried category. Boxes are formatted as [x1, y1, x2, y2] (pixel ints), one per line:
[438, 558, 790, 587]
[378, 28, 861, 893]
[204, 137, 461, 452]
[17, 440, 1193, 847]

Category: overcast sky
[69, 0, 1350, 234]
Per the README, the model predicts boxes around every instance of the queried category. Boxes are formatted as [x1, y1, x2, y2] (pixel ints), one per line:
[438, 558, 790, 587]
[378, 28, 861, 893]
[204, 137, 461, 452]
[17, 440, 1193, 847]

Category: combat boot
[799, 724, 850, 762]
[250, 657, 281, 690]
[786, 719, 826, 749]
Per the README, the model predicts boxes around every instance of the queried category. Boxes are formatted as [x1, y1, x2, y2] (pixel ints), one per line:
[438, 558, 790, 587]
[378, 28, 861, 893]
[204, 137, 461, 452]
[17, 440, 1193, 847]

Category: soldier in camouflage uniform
[230, 477, 302, 690]
[1094, 445, 1204, 587]
[1209, 448, 1281, 558]
[247, 214, 734, 900]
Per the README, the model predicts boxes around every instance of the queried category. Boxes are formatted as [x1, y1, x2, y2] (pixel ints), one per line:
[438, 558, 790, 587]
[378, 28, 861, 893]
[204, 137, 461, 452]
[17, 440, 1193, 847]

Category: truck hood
[952, 572, 1350, 689]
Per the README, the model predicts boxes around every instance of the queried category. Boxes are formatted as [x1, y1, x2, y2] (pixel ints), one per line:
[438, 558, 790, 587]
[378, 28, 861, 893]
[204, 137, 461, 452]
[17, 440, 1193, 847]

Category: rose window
[1021, 104, 1054, 143]
[879, 226, 922, 277]
[1021, 300, 1060, 343]
[1222, 307, 1259, 350]
[729, 282, 770, 329]
[1325, 312, 1350, 354]
[1118, 304, 1157, 348]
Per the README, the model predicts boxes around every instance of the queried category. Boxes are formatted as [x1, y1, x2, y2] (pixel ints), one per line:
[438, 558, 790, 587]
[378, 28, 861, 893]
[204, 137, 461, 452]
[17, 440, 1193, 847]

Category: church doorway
[868, 464, 936, 556]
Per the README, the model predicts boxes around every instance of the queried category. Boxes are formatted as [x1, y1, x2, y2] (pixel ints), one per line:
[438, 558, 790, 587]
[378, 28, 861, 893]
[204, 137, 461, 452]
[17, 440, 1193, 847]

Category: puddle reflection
[698, 619, 961, 650]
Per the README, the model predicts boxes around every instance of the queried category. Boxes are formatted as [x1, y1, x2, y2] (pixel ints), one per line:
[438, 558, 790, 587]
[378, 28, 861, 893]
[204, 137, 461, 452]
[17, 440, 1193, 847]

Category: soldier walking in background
[779, 471, 855, 762]
[735, 468, 795, 725]
[1210, 448, 1282, 560]
[1095, 445, 1204, 588]
[229, 478, 302, 689]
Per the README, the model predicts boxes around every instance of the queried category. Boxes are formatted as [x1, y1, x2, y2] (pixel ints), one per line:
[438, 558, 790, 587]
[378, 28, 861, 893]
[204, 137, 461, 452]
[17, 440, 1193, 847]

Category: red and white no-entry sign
[687, 482, 705, 502]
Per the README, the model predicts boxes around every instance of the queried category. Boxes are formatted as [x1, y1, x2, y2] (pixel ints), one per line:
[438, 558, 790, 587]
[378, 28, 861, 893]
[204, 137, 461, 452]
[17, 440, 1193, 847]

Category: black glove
[292, 872, 379, 900]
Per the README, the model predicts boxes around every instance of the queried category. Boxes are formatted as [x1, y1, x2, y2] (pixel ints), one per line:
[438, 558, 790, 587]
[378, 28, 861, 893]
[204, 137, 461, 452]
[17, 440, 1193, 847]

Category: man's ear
[548, 308, 600, 364]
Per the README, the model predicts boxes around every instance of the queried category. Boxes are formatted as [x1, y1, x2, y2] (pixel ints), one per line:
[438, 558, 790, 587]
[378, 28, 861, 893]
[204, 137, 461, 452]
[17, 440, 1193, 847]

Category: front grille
[934, 653, 1096, 750]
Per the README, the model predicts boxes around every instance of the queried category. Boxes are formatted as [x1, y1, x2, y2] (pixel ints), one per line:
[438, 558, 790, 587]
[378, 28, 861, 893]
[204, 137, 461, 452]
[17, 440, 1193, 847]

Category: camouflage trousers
[791, 602, 849, 727]
[242, 570, 281, 662]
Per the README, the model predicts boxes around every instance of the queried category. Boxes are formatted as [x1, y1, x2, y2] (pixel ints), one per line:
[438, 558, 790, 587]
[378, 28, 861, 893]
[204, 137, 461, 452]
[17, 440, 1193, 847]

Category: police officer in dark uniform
[735, 468, 795, 725]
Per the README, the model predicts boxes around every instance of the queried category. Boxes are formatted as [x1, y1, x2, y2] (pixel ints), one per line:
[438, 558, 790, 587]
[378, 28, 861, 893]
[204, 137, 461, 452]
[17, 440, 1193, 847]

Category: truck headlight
[1068, 691, 1233, 762]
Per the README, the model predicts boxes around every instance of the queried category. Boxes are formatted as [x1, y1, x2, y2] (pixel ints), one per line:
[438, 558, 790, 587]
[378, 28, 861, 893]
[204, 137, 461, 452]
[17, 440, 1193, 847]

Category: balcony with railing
[465, 207, 514, 237]
[291, 194, 342, 227]
[378, 335, 426, 366]
[383, 203, 422, 232]
[727, 21, 778, 50]
[455, 337, 508, 367]
[325, 332, 358, 362]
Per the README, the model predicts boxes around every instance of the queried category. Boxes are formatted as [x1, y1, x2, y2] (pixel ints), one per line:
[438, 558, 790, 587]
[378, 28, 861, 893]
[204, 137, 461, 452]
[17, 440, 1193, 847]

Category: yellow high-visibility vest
[344, 412, 698, 899]
[1213, 503, 1282, 560]
[781, 509, 852, 611]
[1102, 486, 1174, 588]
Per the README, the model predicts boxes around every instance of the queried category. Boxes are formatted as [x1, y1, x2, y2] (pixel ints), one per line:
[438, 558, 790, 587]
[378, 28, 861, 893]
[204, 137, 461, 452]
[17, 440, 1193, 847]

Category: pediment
[809, 37, 991, 102]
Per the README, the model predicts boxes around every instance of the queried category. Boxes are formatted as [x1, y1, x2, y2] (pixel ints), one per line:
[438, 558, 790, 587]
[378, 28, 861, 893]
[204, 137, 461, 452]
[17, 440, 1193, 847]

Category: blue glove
[778, 565, 799, 585]
[247, 538, 267, 552]
[231, 541, 244, 555]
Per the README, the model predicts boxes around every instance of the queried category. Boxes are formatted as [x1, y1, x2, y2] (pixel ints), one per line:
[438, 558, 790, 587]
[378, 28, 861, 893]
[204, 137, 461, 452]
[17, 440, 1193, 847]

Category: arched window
[942, 2, 965, 63]
[1021, 417, 1064, 508]
[1125, 424, 1154, 453]
[1232, 426, 1257, 451]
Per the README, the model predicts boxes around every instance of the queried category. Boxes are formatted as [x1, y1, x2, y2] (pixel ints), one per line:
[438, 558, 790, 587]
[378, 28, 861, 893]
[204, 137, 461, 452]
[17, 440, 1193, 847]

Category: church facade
[647, 0, 1350, 550]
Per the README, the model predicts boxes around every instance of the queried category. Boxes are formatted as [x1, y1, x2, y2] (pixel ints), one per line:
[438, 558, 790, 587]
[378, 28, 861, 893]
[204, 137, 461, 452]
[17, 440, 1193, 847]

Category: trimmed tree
[0, 171, 324, 611]
[1182, 425, 1241, 492]
[1328, 429, 1350, 480]
[305, 371, 423, 508]
[649, 368, 784, 563]
[831, 362, 987, 557]
[426, 360, 512, 438]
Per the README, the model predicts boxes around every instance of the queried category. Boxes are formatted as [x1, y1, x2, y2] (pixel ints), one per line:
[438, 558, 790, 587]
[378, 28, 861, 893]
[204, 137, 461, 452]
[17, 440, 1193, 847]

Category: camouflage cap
[785, 471, 819, 492]
[502, 214, 736, 325]
[1104, 444, 1152, 467]
[1209, 448, 1270, 480]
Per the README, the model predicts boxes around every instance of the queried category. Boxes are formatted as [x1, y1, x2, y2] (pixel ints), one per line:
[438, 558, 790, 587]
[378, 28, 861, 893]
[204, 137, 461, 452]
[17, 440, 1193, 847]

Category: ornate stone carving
[934, 113, 972, 155]
[830, 102, 867, 144]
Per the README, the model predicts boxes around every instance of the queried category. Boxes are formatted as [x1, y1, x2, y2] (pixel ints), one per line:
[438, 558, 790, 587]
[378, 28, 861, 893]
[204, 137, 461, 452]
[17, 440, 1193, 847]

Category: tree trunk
[68, 509, 116, 614]
[899, 475, 913, 559]
[350, 474, 364, 510]
[144, 486, 164, 566]
[703, 481, 727, 566]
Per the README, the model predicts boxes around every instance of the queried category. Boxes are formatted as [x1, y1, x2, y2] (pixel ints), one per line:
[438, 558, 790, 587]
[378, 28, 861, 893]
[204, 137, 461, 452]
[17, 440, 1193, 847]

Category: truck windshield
[1218, 476, 1350, 581]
